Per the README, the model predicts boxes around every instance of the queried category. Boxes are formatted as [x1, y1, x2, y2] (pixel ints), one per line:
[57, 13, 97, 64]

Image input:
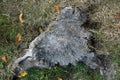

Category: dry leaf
[0, 55, 7, 63]
[18, 71, 27, 78]
[0, 69, 4, 75]
[57, 77, 63, 80]
[91, 6, 98, 13]
[39, 27, 44, 33]
[29, 28, 33, 33]
[5, 38, 8, 43]
[54, 5, 60, 14]
[19, 13, 25, 23]
[16, 33, 22, 44]
[115, 12, 120, 19]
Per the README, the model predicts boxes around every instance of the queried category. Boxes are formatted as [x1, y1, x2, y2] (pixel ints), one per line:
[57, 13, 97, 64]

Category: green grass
[110, 43, 120, 80]
[0, 14, 22, 80]
[22, 63, 103, 80]
[0, 0, 120, 80]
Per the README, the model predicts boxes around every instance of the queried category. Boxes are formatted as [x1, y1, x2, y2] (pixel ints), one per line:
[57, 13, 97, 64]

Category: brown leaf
[0, 55, 7, 63]
[91, 6, 98, 13]
[57, 77, 63, 80]
[16, 33, 22, 44]
[29, 28, 33, 33]
[5, 38, 8, 43]
[0, 69, 4, 75]
[54, 5, 60, 14]
[114, 12, 120, 19]
[19, 13, 25, 23]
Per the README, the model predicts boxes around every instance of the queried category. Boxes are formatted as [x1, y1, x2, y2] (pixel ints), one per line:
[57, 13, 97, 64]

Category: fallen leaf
[39, 27, 44, 33]
[19, 12, 25, 23]
[114, 12, 120, 19]
[0, 69, 5, 76]
[0, 55, 7, 63]
[91, 6, 98, 13]
[29, 27, 33, 33]
[16, 33, 22, 44]
[54, 5, 60, 14]
[57, 77, 63, 80]
[5, 38, 8, 43]
[18, 71, 27, 78]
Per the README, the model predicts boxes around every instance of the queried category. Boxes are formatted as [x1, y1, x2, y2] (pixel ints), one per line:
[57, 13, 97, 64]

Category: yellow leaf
[19, 13, 25, 23]
[39, 27, 44, 33]
[0, 55, 7, 63]
[18, 71, 27, 78]
[57, 77, 63, 80]
[16, 33, 22, 44]
[54, 5, 60, 14]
